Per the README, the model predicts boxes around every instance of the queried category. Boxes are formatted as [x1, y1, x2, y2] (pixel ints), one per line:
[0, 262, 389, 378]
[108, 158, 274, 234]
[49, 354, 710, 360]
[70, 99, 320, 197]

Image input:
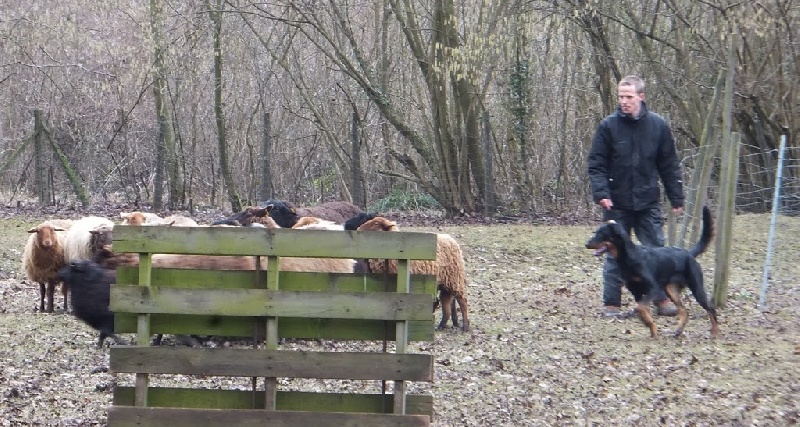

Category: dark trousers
[602, 206, 670, 307]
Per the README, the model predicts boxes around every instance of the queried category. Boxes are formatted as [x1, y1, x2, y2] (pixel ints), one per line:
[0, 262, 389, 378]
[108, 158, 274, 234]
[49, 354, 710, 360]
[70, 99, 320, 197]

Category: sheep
[260, 200, 363, 228]
[162, 215, 198, 227]
[356, 216, 469, 331]
[293, 219, 345, 231]
[57, 260, 120, 348]
[22, 220, 72, 312]
[291, 216, 340, 229]
[344, 212, 378, 231]
[91, 225, 354, 273]
[120, 211, 163, 226]
[65, 216, 115, 262]
[211, 206, 280, 228]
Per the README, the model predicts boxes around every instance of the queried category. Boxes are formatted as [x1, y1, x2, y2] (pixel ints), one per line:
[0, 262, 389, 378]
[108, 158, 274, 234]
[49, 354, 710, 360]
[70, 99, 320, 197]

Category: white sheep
[291, 216, 342, 229]
[356, 216, 469, 331]
[65, 216, 115, 262]
[22, 219, 73, 312]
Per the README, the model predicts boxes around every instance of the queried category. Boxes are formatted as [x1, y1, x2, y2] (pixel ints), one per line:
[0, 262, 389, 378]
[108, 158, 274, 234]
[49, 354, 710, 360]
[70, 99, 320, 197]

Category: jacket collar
[615, 101, 649, 121]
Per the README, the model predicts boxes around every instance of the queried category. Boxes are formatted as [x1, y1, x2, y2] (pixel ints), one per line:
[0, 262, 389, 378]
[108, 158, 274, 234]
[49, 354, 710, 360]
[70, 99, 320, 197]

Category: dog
[585, 206, 719, 338]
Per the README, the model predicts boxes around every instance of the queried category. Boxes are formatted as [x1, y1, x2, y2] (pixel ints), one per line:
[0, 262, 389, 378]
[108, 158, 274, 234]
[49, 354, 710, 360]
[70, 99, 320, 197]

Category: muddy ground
[0, 206, 798, 426]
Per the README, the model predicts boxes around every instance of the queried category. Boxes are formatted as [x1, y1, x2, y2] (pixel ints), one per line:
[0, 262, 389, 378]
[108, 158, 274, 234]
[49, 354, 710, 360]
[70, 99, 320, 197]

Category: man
[587, 75, 682, 318]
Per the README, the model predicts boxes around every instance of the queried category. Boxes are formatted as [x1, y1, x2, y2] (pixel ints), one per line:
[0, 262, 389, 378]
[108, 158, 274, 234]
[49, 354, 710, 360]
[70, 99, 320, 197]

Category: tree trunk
[351, 111, 366, 209]
[33, 109, 47, 204]
[208, 0, 241, 212]
[258, 110, 273, 203]
[150, 0, 180, 209]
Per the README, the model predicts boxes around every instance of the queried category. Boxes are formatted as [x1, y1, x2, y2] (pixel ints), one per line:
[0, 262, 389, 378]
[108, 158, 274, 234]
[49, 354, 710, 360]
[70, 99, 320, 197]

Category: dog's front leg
[634, 302, 658, 338]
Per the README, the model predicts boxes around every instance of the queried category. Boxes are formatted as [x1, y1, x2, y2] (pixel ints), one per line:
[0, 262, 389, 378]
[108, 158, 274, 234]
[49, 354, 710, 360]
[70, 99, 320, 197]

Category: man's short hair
[619, 75, 645, 94]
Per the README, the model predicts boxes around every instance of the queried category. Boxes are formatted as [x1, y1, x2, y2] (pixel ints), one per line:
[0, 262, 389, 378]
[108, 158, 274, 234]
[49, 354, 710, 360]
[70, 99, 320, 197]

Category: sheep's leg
[38, 282, 45, 312]
[455, 295, 469, 332]
[46, 281, 55, 313]
[433, 295, 459, 329]
[437, 291, 454, 330]
[60, 282, 70, 312]
[450, 299, 459, 328]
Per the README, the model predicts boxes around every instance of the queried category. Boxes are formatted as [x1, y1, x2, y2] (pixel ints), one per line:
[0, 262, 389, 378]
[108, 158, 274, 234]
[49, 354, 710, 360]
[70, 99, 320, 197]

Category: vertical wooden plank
[135, 253, 153, 407]
[251, 256, 262, 409]
[393, 259, 410, 415]
[264, 255, 280, 410]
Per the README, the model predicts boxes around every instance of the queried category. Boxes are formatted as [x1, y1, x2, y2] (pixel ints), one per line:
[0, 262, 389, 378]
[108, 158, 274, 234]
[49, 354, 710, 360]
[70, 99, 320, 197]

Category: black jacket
[587, 103, 684, 211]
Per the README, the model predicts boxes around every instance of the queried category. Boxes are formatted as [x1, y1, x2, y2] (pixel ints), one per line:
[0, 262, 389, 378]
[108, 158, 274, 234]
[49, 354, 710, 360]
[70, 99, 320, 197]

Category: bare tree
[207, 0, 242, 212]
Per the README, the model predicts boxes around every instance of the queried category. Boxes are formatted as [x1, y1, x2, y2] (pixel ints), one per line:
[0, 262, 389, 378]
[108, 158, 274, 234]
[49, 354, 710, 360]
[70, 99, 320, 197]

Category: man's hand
[672, 206, 683, 216]
[599, 199, 613, 210]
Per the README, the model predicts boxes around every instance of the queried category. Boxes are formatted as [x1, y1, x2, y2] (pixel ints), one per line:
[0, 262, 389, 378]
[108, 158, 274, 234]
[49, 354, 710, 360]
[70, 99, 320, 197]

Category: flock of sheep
[21, 200, 470, 347]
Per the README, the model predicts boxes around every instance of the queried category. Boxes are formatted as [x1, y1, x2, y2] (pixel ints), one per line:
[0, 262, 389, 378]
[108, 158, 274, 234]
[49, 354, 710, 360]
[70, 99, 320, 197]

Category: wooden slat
[110, 347, 433, 381]
[117, 268, 437, 294]
[112, 226, 437, 260]
[114, 314, 435, 342]
[108, 406, 429, 427]
[112, 387, 433, 415]
[110, 286, 431, 320]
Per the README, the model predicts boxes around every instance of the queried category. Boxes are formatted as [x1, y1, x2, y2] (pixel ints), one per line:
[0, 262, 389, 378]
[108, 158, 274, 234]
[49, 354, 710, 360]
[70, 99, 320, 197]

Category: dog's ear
[608, 222, 628, 240]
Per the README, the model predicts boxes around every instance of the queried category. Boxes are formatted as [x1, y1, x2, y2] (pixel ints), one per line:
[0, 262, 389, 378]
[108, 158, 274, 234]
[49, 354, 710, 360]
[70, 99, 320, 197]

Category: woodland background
[0, 1, 797, 216]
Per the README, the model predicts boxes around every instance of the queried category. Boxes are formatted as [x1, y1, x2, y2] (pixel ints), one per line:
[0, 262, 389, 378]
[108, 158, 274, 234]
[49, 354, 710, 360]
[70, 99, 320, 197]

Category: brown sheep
[260, 200, 363, 228]
[357, 217, 469, 331]
[23, 220, 72, 312]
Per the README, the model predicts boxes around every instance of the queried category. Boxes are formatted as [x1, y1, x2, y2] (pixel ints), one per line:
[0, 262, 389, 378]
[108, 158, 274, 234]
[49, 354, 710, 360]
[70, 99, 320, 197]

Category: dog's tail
[688, 206, 714, 258]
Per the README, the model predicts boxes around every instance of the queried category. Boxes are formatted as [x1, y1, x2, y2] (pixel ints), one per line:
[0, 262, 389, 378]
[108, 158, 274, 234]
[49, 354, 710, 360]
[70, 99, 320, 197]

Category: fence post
[135, 253, 153, 407]
[712, 132, 741, 307]
[393, 259, 410, 414]
[758, 134, 787, 312]
[264, 255, 280, 410]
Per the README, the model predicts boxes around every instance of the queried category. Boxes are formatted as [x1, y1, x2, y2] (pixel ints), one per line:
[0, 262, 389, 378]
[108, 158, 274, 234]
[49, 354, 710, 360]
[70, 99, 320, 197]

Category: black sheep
[264, 200, 363, 228]
[344, 212, 378, 231]
[345, 212, 379, 274]
[57, 260, 119, 348]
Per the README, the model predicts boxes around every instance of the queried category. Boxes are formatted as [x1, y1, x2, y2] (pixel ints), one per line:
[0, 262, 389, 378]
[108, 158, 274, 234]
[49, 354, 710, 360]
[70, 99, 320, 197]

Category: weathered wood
[135, 253, 152, 407]
[110, 286, 431, 320]
[108, 222, 436, 423]
[113, 387, 434, 415]
[117, 267, 436, 293]
[394, 259, 410, 414]
[114, 314, 435, 341]
[263, 254, 278, 410]
[108, 406, 429, 426]
[112, 226, 437, 260]
[110, 347, 433, 381]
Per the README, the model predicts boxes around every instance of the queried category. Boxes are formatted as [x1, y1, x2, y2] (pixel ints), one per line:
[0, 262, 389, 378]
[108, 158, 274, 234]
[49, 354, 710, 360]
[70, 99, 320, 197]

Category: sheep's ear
[53, 227, 65, 232]
[265, 204, 275, 213]
[290, 207, 296, 214]
[120, 212, 130, 218]
[27, 227, 38, 233]
[89, 229, 99, 235]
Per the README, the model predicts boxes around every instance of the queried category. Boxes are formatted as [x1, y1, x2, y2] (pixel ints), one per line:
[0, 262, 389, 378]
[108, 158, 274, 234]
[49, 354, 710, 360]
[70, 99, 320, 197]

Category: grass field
[1, 212, 798, 426]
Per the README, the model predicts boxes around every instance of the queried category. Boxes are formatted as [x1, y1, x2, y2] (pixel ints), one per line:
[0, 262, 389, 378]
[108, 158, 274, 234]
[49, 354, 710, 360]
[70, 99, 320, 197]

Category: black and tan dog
[585, 206, 719, 338]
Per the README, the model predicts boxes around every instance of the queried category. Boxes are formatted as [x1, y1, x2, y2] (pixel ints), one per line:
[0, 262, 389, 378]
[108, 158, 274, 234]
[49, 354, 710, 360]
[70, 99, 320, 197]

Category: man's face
[618, 84, 644, 117]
